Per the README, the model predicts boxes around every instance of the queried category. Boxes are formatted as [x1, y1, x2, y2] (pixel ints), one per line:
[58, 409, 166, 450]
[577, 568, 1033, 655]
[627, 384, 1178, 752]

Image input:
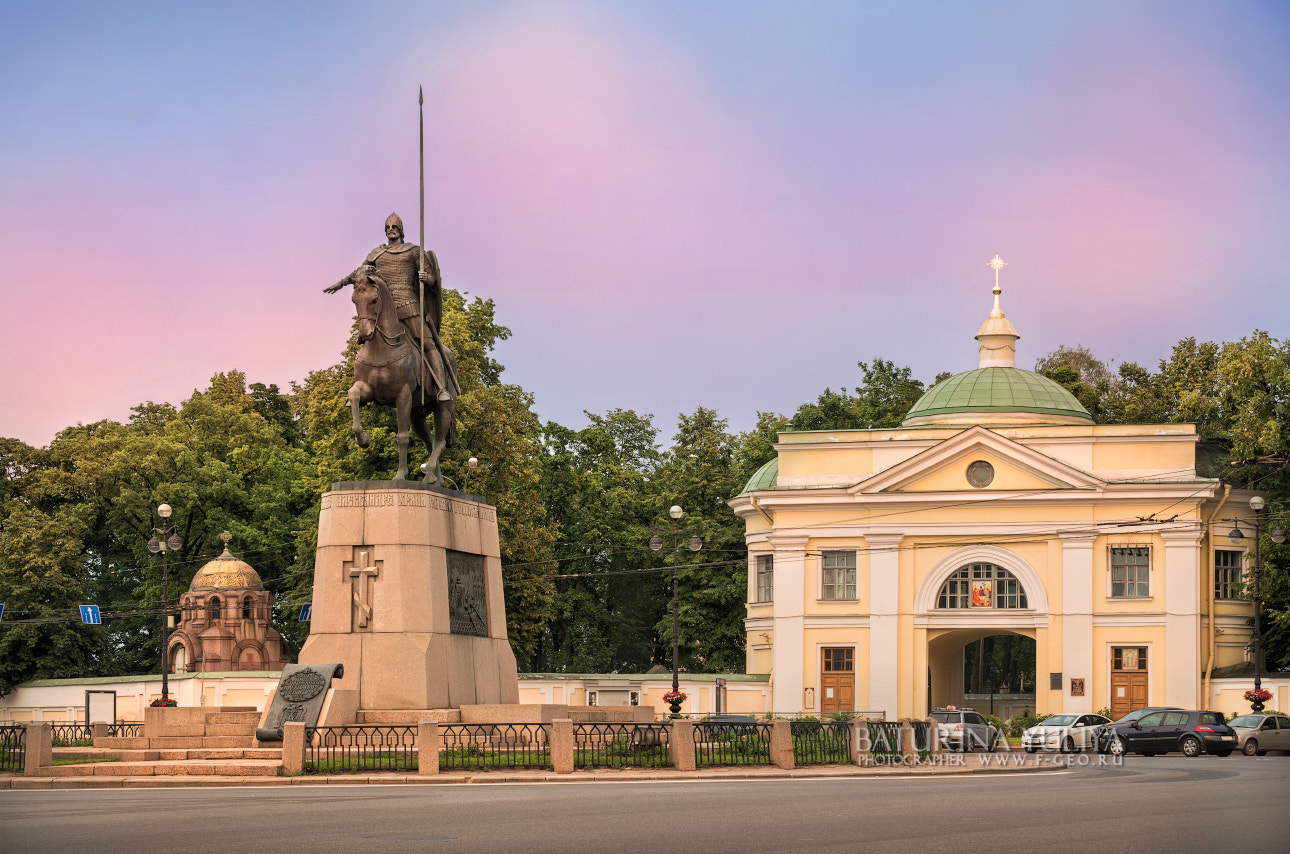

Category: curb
[0, 757, 1066, 790]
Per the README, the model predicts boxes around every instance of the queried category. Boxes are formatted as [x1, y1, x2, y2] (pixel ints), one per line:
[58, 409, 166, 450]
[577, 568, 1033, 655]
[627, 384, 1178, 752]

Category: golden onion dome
[188, 533, 264, 591]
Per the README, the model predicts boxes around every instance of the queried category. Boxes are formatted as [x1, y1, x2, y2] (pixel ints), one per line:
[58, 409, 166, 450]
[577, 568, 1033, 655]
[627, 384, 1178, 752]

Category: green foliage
[790, 359, 925, 431]
[1001, 712, 1052, 738]
[655, 408, 748, 673]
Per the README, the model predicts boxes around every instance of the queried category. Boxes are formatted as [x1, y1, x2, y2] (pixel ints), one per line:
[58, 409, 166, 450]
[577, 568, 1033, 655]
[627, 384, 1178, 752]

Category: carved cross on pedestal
[344, 548, 382, 630]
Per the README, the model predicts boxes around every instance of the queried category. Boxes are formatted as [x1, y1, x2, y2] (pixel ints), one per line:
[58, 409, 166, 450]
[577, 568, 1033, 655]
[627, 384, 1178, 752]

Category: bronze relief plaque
[447, 550, 488, 637]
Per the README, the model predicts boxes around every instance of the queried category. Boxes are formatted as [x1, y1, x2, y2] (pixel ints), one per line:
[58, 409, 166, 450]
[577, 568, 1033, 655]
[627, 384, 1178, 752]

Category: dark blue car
[1097, 709, 1236, 757]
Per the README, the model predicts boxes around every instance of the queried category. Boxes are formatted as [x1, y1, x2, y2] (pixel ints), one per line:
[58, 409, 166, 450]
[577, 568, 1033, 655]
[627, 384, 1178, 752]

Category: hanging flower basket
[150, 698, 178, 708]
[1244, 688, 1272, 703]
[662, 691, 687, 705]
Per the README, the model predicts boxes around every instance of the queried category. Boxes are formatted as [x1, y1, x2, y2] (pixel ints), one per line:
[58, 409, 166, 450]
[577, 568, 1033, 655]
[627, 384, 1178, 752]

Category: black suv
[1096, 709, 1236, 757]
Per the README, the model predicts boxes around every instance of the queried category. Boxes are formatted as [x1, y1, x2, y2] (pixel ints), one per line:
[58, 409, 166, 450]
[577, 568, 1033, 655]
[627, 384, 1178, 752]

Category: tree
[535, 410, 663, 672]
[654, 408, 747, 673]
[790, 359, 926, 431]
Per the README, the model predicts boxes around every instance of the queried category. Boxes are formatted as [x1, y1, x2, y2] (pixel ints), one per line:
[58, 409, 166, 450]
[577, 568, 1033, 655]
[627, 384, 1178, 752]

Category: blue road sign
[299, 604, 312, 622]
[79, 605, 101, 625]
[0, 603, 5, 621]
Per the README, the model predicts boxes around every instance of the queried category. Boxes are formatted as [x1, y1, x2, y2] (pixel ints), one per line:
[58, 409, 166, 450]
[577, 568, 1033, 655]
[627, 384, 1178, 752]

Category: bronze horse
[346, 266, 456, 484]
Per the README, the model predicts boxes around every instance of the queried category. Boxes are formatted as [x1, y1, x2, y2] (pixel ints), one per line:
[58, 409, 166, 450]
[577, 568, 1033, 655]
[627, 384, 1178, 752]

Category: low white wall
[0, 672, 280, 723]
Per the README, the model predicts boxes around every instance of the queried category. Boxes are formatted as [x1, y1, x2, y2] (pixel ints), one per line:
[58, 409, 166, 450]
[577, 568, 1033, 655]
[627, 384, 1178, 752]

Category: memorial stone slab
[255, 662, 345, 742]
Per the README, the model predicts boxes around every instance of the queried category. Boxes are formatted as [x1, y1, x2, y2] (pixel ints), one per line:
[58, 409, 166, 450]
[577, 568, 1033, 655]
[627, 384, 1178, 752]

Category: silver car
[1229, 713, 1290, 756]
[1022, 713, 1111, 753]
[930, 707, 999, 752]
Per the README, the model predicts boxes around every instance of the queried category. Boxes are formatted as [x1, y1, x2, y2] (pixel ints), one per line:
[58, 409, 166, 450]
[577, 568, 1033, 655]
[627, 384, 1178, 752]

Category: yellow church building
[729, 258, 1264, 720]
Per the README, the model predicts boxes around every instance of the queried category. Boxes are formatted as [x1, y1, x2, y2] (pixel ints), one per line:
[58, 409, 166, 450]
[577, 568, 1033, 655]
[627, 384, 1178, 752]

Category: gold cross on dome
[986, 253, 1008, 293]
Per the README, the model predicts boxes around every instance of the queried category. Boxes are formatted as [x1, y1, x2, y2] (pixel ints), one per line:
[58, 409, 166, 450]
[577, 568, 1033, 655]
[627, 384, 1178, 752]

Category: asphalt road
[2, 756, 1287, 854]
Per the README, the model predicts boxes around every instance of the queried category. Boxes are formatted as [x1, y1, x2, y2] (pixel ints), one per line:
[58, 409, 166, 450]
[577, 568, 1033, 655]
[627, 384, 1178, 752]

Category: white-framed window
[1215, 549, 1244, 599]
[587, 691, 597, 706]
[755, 554, 774, 603]
[821, 550, 857, 600]
[936, 563, 1028, 609]
[629, 692, 639, 706]
[1110, 547, 1151, 598]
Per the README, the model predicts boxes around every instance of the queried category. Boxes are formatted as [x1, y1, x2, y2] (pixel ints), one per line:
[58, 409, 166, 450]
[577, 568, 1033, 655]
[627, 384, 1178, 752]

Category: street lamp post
[649, 505, 702, 716]
[147, 504, 183, 702]
[1227, 496, 1286, 713]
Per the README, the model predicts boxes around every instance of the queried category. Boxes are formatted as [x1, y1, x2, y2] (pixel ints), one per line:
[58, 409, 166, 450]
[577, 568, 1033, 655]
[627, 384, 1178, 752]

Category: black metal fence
[108, 721, 143, 738]
[305, 725, 418, 774]
[51, 723, 94, 746]
[439, 723, 552, 771]
[0, 725, 24, 773]
[694, 720, 772, 766]
[868, 721, 905, 762]
[791, 719, 852, 765]
[573, 722, 671, 769]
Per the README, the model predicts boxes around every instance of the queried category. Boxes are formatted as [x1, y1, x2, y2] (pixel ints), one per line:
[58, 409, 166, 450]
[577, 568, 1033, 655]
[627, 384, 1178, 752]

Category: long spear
[418, 85, 426, 406]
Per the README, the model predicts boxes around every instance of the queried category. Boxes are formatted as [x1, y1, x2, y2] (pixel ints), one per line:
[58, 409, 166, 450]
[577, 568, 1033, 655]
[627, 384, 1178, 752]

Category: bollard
[769, 720, 795, 769]
[926, 717, 943, 756]
[418, 721, 440, 776]
[551, 719, 574, 774]
[900, 719, 917, 762]
[669, 719, 697, 771]
[91, 722, 110, 743]
[282, 721, 306, 774]
[24, 723, 52, 776]
[851, 719, 872, 766]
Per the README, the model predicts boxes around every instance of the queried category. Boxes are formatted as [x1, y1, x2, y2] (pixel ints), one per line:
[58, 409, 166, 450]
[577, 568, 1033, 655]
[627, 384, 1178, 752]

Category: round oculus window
[966, 460, 994, 488]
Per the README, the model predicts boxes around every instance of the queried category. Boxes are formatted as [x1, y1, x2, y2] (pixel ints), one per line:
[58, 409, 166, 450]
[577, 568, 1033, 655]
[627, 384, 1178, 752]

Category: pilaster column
[1060, 534, 1096, 713]
[866, 534, 904, 720]
[1162, 529, 1204, 709]
[769, 535, 809, 716]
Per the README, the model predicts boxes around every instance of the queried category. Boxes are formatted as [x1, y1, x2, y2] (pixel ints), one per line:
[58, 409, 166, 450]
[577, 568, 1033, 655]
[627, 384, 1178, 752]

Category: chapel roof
[188, 534, 264, 591]
[740, 457, 779, 495]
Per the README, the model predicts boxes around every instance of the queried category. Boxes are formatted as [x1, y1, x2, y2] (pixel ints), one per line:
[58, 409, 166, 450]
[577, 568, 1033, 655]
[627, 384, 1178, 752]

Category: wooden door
[1110, 646, 1149, 719]
[820, 648, 854, 715]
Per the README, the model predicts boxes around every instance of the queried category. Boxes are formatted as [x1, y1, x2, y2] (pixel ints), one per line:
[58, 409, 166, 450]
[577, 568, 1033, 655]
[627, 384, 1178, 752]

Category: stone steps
[357, 710, 461, 724]
[37, 760, 281, 778]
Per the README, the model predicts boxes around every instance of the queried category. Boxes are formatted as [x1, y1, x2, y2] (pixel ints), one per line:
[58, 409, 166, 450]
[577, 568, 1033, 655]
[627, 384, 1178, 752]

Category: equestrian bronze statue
[325, 214, 459, 485]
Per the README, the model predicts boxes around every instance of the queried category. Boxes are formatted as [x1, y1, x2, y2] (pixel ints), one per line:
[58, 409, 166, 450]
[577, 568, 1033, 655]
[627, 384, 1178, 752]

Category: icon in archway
[970, 580, 993, 608]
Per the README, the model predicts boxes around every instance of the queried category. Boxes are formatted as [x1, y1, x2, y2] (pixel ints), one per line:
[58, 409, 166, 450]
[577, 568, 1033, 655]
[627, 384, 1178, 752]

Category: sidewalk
[1, 752, 1080, 789]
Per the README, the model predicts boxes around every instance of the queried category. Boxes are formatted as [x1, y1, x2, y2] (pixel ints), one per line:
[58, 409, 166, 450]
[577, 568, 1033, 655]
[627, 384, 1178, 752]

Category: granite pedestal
[298, 481, 520, 712]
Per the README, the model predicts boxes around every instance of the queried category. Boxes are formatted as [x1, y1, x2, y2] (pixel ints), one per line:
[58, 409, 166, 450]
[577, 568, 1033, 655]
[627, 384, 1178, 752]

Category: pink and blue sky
[3, 1, 1288, 447]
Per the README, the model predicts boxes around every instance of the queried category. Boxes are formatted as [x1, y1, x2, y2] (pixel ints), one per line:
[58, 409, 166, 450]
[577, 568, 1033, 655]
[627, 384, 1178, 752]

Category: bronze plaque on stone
[447, 550, 488, 637]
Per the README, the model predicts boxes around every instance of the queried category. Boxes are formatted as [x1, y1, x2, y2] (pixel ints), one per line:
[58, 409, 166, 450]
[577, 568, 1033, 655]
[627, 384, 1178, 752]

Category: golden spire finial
[985, 253, 1008, 315]
[976, 252, 1018, 367]
[220, 532, 232, 545]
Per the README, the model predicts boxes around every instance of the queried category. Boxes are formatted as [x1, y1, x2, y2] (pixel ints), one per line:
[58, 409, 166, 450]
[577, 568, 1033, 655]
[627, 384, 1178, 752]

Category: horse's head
[350, 266, 386, 342]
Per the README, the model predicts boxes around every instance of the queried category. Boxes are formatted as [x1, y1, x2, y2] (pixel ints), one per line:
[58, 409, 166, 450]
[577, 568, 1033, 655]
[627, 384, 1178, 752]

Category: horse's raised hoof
[355, 430, 371, 449]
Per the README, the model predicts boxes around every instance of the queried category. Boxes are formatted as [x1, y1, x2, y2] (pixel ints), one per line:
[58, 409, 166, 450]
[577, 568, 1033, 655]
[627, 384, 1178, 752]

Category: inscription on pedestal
[447, 550, 488, 637]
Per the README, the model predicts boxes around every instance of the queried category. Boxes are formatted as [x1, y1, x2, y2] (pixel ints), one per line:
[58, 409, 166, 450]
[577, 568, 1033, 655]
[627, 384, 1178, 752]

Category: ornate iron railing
[573, 722, 671, 769]
[0, 725, 24, 773]
[439, 723, 552, 771]
[51, 723, 94, 746]
[791, 719, 852, 765]
[867, 721, 905, 762]
[108, 721, 143, 738]
[305, 725, 418, 774]
[694, 720, 772, 766]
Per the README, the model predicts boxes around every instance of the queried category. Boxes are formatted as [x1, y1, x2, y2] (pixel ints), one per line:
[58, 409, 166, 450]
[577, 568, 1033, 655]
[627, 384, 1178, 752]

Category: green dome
[741, 457, 779, 494]
[903, 368, 1092, 426]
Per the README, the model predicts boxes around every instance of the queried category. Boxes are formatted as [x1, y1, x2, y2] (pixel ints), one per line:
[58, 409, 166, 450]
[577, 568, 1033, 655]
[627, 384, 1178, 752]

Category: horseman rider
[326, 213, 460, 402]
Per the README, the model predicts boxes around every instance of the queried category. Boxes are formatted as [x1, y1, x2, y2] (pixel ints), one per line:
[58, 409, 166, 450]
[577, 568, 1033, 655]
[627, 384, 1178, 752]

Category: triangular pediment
[854, 426, 1103, 494]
